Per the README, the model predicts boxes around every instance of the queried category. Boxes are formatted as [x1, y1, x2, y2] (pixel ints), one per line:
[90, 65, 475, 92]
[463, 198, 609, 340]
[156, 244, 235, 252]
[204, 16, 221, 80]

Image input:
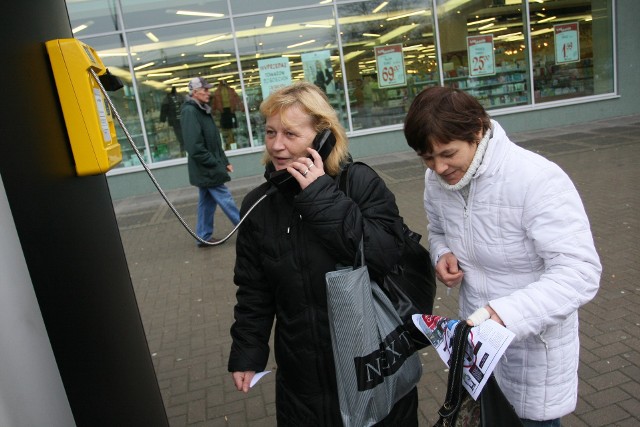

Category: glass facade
[66, 0, 615, 172]
[439, 0, 531, 108]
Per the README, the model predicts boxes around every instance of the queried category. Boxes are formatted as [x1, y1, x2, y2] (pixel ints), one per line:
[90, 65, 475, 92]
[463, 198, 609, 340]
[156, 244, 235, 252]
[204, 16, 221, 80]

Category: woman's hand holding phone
[286, 147, 325, 190]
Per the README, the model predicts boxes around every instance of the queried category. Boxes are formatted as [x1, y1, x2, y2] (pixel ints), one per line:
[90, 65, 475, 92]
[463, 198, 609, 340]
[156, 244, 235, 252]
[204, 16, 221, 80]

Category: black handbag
[434, 322, 523, 427]
[338, 162, 437, 348]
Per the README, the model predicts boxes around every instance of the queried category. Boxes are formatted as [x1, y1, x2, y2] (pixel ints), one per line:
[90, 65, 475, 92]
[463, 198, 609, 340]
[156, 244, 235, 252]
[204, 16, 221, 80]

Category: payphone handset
[46, 38, 122, 176]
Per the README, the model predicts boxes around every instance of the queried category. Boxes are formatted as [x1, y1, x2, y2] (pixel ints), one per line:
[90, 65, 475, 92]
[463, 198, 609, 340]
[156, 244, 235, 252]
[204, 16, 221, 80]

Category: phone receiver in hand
[268, 129, 336, 193]
[314, 128, 336, 161]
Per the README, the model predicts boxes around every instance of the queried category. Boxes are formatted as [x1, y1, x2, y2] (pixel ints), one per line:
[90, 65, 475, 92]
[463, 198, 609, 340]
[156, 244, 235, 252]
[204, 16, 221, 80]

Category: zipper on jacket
[465, 182, 488, 300]
[294, 214, 331, 411]
[539, 333, 549, 351]
[460, 182, 490, 306]
[285, 209, 298, 238]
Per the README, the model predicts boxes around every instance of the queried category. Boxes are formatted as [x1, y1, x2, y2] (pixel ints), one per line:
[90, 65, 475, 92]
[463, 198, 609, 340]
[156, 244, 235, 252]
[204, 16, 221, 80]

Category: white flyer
[412, 314, 515, 400]
[249, 370, 271, 388]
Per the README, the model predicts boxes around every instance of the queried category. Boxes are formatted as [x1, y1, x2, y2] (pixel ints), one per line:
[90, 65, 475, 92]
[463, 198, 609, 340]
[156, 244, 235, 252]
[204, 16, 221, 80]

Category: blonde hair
[259, 81, 349, 176]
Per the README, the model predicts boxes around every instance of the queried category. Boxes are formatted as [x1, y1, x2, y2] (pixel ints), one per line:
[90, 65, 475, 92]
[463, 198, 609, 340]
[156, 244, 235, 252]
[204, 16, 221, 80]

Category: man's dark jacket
[180, 98, 230, 187]
[228, 163, 418, 426]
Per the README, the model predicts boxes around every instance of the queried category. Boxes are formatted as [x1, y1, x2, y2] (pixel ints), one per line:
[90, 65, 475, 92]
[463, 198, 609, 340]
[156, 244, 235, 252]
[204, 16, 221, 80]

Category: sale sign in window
[374, 44, 406, 88]
[467, 35, 495, 77]
[554, 23, 580, 64]
[258, 57, 292, 99]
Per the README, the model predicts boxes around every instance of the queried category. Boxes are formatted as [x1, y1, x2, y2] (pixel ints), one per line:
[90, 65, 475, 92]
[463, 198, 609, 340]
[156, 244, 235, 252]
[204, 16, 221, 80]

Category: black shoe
[197, 237, 221, 248]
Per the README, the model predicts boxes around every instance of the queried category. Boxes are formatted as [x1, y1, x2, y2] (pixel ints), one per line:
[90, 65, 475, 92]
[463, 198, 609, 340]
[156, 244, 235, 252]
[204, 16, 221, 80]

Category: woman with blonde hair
[228, 82, 419, 426]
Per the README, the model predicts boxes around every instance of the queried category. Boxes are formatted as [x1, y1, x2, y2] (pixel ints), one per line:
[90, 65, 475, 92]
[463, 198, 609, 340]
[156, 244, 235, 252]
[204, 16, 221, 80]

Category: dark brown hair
[404, 86, 491, 155]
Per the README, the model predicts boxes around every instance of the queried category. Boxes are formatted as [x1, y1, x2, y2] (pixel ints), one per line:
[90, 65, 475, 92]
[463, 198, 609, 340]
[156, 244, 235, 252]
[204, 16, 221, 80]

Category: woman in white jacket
[404, 87, 601, 426]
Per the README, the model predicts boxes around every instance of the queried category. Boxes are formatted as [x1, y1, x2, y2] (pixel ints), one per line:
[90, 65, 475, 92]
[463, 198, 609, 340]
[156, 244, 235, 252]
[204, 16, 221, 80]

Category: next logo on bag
[354, 326, 416, 391]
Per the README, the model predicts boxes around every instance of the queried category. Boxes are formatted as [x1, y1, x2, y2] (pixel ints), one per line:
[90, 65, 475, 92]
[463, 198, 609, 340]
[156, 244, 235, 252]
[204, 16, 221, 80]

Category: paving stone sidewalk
[114, 114, 640, 426]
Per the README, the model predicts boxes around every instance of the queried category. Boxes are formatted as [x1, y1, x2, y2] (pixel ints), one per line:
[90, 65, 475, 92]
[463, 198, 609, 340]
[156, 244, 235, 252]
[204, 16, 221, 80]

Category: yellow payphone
[46, 40, 241, 246]
[46, 38, 122, 176]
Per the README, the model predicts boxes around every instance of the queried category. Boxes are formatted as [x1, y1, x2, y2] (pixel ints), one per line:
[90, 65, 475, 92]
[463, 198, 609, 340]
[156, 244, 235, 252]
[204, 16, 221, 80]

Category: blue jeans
[196, 185, 240, 241]
[521, 418, 561, 427]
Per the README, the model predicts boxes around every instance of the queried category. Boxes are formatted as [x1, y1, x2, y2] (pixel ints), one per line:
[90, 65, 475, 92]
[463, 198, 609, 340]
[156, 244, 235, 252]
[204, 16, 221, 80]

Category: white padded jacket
[425, 120, 601, 420]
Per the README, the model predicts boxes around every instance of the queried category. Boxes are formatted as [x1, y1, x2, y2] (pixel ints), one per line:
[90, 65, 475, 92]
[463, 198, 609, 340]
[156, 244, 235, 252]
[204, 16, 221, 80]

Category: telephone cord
[90, 69, 269, 246]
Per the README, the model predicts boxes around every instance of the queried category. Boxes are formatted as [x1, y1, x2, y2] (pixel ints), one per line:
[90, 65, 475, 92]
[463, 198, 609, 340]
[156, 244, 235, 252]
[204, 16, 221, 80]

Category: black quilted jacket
[228, 162, 417, 426]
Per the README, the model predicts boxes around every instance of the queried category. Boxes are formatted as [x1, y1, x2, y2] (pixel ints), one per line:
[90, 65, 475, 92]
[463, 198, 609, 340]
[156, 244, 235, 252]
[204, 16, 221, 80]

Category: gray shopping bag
[325, 243, 422, 427]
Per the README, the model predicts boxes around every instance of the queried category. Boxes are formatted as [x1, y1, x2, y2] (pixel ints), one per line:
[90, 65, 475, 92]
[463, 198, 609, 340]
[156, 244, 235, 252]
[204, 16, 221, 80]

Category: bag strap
[338, 160, 382, 197]
[338, 162, 363, 268]
[341, 162, 422, 242]
[337, 161, 353, 196]
[339, 161, 424, 265]
[438, 322, 472, 419]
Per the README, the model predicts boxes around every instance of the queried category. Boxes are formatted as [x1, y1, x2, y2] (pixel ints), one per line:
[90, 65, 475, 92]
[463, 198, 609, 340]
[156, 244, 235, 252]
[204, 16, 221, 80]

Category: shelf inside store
[411, 78, 439, 89]
[447, 85, 526, 98]
[533, 58, 594, 102]
[442, 69, 528, 109]
[445, 69, 526, 86]
[480, 98, 529, 108]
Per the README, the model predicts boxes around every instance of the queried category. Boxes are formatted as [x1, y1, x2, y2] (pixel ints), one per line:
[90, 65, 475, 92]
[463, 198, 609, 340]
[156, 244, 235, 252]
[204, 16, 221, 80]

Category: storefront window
[67, 0, 123, 35]
[338, 0, 436, 130]
[233, 6, 346, 144]
[120, 0, 230, 29]
[126, 19, 245, 157]
[530, 0, 614, 102]
[80, 34, 149, 169]
[230, 0, 322, 16]
[67, 0, 616, 171]
[437, 0, 530, 110]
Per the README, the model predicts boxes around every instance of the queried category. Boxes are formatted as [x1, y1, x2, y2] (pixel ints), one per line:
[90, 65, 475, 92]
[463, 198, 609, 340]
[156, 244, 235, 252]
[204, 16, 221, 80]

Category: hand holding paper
[412, 314, 514, 400]
[250, 371, 271, 388]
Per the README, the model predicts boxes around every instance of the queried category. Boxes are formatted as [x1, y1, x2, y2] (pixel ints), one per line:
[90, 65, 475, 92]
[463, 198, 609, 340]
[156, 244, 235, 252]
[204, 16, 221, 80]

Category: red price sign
[375, 44, 406, 88]
[554, 23, 580, 64]
[467, 35, 495, 77]
[381, 64, 400, 83]
[472, 54, 492, 73]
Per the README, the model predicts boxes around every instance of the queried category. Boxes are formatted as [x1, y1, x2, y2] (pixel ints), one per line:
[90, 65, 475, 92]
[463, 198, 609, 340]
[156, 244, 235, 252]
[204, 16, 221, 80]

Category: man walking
[181, 77, 240, 247]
